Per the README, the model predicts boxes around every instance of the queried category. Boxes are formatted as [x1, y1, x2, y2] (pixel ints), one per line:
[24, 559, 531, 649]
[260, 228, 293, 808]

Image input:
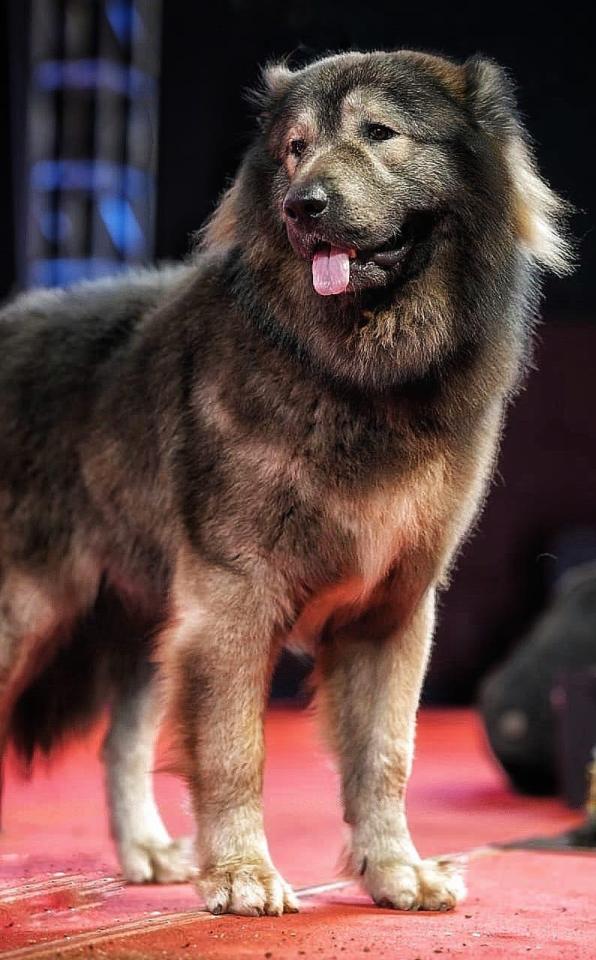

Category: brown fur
[0, 50, 570, 915]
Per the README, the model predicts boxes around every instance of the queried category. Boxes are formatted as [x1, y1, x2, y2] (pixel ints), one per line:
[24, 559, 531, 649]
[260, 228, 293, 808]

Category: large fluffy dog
[0, 50, 569, 915]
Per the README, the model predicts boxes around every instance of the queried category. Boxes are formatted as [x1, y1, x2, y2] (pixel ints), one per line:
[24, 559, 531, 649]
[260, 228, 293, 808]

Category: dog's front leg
[319, 585, 466, 911]
[167, 574, 299, 916]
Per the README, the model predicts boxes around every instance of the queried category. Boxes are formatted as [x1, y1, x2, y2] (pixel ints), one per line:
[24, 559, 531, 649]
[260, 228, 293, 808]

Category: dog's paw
[120, 835, 197, 884]
[198, 859, 300, 916]
[363, 857, 466, 911]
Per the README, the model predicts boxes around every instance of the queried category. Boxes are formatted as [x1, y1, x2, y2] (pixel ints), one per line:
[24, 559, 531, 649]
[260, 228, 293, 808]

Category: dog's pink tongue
[312, 246, 351, 296]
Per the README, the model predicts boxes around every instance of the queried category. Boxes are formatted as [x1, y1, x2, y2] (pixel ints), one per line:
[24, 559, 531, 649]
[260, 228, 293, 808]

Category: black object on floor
[480, 555, 596, 797]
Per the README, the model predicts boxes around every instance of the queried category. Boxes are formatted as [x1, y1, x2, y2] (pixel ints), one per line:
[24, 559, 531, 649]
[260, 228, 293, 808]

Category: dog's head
[204, 51, 571, 390]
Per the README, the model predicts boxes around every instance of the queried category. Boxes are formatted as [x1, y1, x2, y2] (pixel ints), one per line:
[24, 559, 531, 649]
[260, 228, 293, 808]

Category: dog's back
[0, 264, 191, 403]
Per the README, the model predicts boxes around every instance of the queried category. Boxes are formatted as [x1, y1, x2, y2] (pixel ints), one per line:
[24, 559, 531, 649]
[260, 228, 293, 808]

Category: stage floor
[1, 708, 594, 959]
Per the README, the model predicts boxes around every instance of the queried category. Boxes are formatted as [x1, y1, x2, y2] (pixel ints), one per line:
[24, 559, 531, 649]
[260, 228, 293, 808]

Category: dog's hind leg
[318, 580, 467, 912]
[103, 657, 196, 884]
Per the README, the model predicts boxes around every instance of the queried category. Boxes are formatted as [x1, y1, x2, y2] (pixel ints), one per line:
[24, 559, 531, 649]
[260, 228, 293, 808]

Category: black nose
[283, 184, 329, 224]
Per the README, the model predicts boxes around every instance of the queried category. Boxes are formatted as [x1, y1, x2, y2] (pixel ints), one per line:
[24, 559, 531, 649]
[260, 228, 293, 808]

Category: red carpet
[1, 709, 594, 958]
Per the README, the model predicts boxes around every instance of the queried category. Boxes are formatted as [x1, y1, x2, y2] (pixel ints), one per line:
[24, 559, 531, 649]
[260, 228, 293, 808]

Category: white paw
[120, 835, 197, 884]
[363, 856, 467, 911]
[198, 859, 300, 916]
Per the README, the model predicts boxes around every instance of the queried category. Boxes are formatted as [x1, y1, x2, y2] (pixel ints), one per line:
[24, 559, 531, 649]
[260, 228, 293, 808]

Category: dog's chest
[326, 484, 412, 585]
[287, 460, 445, 650]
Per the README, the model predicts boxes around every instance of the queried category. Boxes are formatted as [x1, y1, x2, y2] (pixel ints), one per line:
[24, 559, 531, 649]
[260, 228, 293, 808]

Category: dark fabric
[480, 561, 596, 796]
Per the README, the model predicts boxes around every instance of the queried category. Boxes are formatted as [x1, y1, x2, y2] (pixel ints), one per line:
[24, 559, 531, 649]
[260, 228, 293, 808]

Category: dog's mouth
[311, 232, 410, 296]
[288, 211, 437, 297]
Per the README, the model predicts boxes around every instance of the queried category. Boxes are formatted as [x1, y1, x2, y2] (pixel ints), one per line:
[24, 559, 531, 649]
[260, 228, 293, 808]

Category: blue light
[106, 0, 138, 46]
[35, 59, 156, 98]
[30, 160, 152, 200]
[38, 210, 72, 242]
[99, 196, 146, 256]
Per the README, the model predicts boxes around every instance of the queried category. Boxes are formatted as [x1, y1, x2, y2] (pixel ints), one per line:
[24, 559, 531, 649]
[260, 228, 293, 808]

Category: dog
[0, 50, 570, 915]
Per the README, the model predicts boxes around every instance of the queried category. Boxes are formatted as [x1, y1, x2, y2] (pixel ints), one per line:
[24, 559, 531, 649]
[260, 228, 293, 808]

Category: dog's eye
[365, 123, 397, 142]
[289, 138, 307, 158]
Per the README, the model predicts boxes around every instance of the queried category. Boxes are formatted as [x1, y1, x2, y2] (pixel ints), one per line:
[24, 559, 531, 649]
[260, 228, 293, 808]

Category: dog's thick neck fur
[221, 242, 513, 440]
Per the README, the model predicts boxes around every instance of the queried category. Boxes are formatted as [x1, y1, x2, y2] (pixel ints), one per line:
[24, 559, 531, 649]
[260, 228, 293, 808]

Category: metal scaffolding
[25, 0, 162, 287]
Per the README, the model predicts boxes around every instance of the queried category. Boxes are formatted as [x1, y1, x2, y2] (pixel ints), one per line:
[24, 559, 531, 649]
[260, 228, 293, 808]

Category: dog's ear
[464, 56, 519, 137]
[249, 62, 293, 127]
[504, 136, 573, 275]
[465, 56, 573, 275]
[262, 62, 293, 99]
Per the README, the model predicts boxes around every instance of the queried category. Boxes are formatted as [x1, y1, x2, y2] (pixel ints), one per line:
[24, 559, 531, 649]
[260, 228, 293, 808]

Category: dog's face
[204, 50, 568, 390]
[268, 54, 470, 296]
[238, 51, 568, 303]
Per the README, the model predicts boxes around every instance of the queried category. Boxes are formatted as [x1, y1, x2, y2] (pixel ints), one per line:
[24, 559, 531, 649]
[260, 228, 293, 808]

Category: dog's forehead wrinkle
[285, 52, 467, 128]
[308, 83, 461, 144]
[284, 60, 396, 130]
[340, 87, 401, 123]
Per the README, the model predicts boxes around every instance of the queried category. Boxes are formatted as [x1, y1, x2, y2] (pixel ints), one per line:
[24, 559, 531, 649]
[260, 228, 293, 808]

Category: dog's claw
[120, 835, 197, 884]
[198, 860, 299, 916]
[364, 857, 467, 912]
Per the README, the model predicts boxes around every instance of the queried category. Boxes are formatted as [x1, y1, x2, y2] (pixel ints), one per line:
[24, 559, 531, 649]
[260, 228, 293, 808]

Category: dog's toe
[120, 835, 197, 884]
[199, 860, 299, 916]
[365, 856, 466, 912]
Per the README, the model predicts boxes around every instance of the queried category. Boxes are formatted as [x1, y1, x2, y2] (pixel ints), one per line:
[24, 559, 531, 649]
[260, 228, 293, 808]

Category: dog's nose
[283, 185, 329, 224]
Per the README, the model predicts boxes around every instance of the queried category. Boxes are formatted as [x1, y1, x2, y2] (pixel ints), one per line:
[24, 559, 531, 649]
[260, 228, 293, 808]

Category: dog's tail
[8, 585, 158, 770]
[8, 629, 114, 769]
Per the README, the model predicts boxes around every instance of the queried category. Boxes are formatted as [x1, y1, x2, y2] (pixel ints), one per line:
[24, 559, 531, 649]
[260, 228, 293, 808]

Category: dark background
[3, 1, 595, 701]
